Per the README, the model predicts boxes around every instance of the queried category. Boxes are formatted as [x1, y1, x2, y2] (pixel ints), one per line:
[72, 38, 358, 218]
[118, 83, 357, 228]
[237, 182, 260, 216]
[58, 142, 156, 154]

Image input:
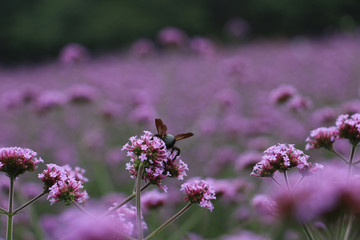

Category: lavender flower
[109, 203, 147, 236]
[123, 131, 168, 189]
[141, 189, 167, 213]
[38, 163, 88, 205]
[0, 147, 43, 178]
[270, 84, 297, 105]
[335, 113, 360, 145]
[251, 144, 311, 177]
[66, 84, 97, 104]
[181, 178, 216, 211]
[305, 126, 339, 150]
[47, 176, 88, 205]
[158, 27, 187, 47]
[164, 152, 188, 181]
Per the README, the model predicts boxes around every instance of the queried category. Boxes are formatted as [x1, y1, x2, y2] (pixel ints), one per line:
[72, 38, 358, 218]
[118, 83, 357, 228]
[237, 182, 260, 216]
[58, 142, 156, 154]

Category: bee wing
[155, 118, 167, 138]
[175, 132, 194, 141]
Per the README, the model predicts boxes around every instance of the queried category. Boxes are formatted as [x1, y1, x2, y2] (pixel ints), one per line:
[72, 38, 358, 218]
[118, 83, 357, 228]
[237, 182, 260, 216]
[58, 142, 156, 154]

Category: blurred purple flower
[158, 27, 187, 47]
[58, 43, 90, 64]
[0, 147, 43, 178]
[181, 178, 216, 211]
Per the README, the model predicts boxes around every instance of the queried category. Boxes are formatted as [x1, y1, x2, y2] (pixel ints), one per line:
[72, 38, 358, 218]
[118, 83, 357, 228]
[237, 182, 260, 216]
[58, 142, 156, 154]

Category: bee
[155, 118, 194, 157]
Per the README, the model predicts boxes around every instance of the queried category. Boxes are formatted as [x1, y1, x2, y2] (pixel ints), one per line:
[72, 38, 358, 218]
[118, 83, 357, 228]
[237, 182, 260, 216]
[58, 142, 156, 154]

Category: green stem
[13, 191, 47, 215]
[136, 164, 144, 240]
[301, 223, 315, 240]
[73, 202, 93, 217]
[284, 172, 316, 240]
[294, 175, 305, 190]
[6, 176, 15, 240]
[347, 145, 356, 177]
[144, 203, 193, 240]
[328, 148, 349, 164]
[283, 171, 291, 192]
[344, 213, 353, 240]
[270, 176, 287, 191]
[0, 207, 8, 214]
[101, 183, 151, 217]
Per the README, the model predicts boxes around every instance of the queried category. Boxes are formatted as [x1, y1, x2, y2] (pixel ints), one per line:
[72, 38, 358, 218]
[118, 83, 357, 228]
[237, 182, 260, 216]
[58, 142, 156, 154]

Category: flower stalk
[136, 164, 145, 240]
[6, 176, 15, 240]
[144, 203, 193, 240]
[13, 190, 48, 215]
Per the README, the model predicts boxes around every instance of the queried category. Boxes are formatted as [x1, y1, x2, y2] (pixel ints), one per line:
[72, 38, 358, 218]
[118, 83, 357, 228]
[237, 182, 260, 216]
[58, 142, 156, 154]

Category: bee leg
[171, 146, 181, 158]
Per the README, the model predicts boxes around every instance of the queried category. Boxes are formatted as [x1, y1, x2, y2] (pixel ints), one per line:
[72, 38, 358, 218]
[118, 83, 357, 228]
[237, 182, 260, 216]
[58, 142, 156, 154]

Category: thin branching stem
[136, 164, 144, 240]
[144, 203, 193, 240]
[13, 191, 48, 215]
[73, 202, 94, 218]
[270, 176, 287, 191]
[328, 148, 349, 164]
[6, 176, 15, 240]
[101, 183, 151, 217]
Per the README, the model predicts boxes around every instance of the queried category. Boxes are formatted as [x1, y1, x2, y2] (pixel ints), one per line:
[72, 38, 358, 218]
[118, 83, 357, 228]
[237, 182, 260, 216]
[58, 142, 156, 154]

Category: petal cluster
[251, 144, 310, 177]
[305, 127, 339, 150]
[38, 164, 88, 205]
[109, 203, 147, 236]
[181, 178, 216, 211]
[0, 147, 43, 177]
[335, 113, 360, 145]
[122, 131, 170, 189]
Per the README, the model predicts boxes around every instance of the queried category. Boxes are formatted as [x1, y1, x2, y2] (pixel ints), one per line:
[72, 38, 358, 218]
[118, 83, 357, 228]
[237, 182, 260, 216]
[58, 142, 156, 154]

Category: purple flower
[47, 176, 88, 205]
[270, 84, 297, 105]
[45, 209, 130, 240]
[123, 131, 169, 189]
[66, 84, 97, 104]
[0, 147, 43, 178]
[39, 163, 88, 205]
[251, 144, 311, 177]
[305, 126, 339, 150]
[335, 113, 360, 145]
[108, 203, 147, 236]
[181, 178, 216, 211]
[158, 27, 187, 47]
[164, 152, 188, 181]
[130, 38, 157, 58]
[58, 43, 90, 64]
[206, 177, 250, 203]
[141, 189, 167, 214]
[35, 91, 67, 114]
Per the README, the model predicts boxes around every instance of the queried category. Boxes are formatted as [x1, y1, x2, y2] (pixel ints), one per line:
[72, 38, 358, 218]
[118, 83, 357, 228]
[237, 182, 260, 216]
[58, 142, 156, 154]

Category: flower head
[305, 127, 339, 150]
[123, 131, 169, 189]
[0, 147, 43, 178]
[108, 203, 147, 236]
[39, 163, 88, 205]
[164, 152, 188, 181]
[251, 144, 310, 177]
[48, 177, 88, 205]
[181, 178, 216, 211]
[335, 113, 360, 145]
[270, 84, 297, 105]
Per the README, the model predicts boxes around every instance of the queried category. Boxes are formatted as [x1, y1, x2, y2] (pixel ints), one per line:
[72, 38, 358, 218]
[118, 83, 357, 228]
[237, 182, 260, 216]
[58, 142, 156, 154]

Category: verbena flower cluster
[38, 163, 88, 205]
[306, 113, 360, 149]
[251, 144, 312, 177]
[109, 203, 147, 236]
[335, 113, 360, 145]
[181, 178, 216, 211]
[0, 147, 43, 177]
[305, 126, 339, 150]
[122, 131, 189, 190]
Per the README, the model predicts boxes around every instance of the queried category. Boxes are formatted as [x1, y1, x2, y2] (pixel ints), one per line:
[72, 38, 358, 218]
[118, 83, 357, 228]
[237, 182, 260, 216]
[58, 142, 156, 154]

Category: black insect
[155, 118, 194, 157]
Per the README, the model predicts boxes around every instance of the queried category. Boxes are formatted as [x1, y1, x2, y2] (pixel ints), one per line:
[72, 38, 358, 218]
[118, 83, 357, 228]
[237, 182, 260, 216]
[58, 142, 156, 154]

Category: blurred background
[1, 1, 360, 240]
[1, 0, 360, 63]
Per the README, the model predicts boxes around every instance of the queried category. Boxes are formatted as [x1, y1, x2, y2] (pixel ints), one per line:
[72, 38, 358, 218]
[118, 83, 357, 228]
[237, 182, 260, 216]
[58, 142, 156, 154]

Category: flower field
[1, 32, 360, 239]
